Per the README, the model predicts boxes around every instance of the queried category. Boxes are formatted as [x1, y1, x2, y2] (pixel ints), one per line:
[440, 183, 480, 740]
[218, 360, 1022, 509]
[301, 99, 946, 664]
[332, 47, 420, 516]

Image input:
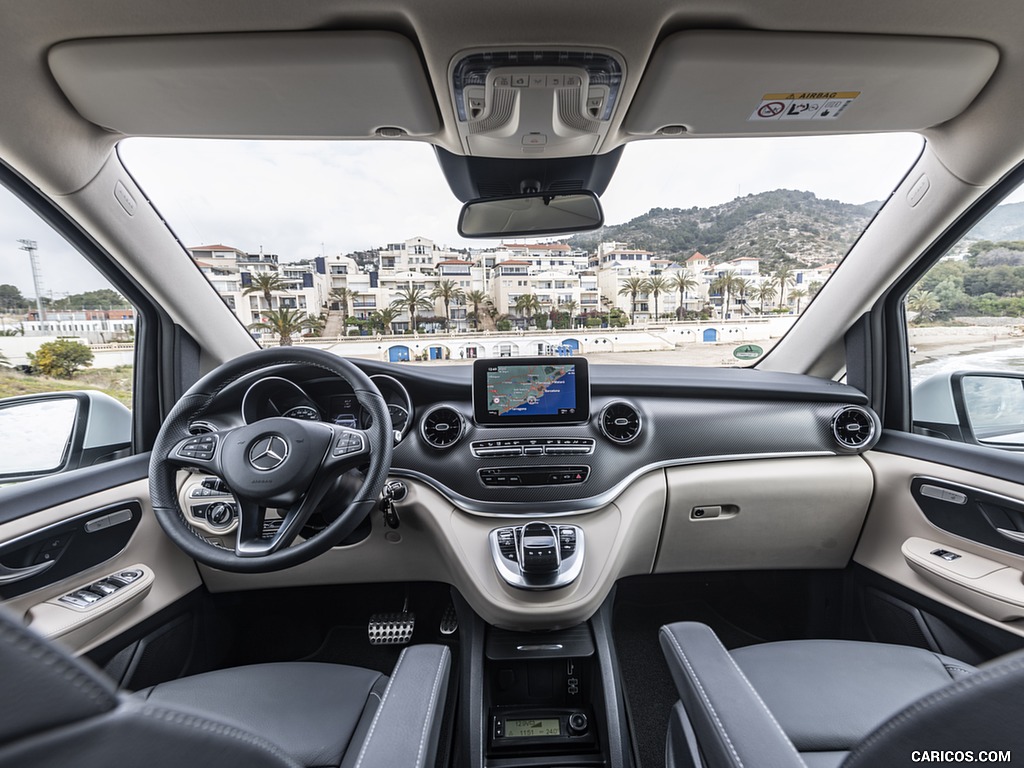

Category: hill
[569, 189, 880, 270]
[965, 201, 1024, 242]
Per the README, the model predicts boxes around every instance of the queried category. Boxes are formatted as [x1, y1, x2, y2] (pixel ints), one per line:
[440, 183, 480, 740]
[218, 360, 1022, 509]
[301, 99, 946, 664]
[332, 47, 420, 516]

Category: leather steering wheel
[149, 347, 393, 573]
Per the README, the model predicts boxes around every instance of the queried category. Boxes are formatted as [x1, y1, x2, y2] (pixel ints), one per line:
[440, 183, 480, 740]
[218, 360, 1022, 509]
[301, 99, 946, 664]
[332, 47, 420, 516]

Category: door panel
[0, 475, 201, 655]
[856, 446, 1024, 641]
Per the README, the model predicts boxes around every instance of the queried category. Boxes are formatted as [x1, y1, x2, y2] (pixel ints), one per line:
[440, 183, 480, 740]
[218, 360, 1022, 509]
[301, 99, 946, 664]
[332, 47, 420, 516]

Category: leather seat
[0, 608, 450, 768]
[660, 622, 1024, 768]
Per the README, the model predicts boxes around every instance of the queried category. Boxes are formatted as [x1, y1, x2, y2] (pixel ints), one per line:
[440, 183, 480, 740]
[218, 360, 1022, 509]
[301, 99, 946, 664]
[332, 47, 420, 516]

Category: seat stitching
[845, 657, 1024, 763]
[0, 619, 116, 712]
[353, 647, 407, 768]
[140, 705, 299, 766]
[942, 664, 973, 678]
[662, 627, 745, 768]
[711, 632, 805, 759]
[415, 649, 449, 768]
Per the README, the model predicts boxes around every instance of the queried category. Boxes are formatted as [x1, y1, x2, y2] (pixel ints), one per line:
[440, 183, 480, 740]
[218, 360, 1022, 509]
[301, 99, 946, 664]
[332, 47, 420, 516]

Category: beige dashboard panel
[0, 480, 202, 655]
[201, 470, 666, 631]
[856, 452, 1024, 638]
[655, 456, 873, 573]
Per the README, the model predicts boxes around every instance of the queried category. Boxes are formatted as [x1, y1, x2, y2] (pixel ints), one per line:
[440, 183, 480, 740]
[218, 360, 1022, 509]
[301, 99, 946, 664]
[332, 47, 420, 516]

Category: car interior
[3, 2, 1024, 767]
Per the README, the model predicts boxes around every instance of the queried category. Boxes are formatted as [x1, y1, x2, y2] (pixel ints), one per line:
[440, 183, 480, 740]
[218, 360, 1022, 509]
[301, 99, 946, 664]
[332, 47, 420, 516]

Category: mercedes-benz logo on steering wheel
[248, 435, 289, 471]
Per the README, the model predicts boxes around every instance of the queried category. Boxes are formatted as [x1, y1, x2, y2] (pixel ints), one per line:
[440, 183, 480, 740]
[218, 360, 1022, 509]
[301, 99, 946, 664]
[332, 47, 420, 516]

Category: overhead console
[448, 49, 625, 158]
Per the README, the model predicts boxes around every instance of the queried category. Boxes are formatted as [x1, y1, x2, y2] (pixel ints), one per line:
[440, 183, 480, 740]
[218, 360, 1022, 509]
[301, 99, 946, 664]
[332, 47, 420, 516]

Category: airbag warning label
[749, 91, 860, 121]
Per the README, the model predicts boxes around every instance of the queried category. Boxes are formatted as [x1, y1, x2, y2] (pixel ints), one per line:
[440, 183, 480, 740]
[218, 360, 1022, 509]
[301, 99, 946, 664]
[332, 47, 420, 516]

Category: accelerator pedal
[368, 597, 415, 645]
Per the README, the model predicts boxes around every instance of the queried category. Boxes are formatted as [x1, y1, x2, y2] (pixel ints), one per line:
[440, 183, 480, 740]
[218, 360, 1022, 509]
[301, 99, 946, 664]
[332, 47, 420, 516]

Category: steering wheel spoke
[167, 431, 226, 473]
[324, 424, 372, 470]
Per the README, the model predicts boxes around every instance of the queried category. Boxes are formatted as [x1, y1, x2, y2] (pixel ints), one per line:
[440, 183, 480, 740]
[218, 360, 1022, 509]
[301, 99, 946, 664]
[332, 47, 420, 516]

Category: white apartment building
[189, 245, 328, 341]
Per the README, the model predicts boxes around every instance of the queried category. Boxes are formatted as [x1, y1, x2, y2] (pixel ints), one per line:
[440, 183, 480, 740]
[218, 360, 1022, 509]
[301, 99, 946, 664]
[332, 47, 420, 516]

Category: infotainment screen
[472, 357, 590, 425]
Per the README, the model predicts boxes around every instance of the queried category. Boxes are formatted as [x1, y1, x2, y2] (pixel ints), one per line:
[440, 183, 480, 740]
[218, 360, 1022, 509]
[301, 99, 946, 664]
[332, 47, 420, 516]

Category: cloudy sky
[2, 132, 926, 298]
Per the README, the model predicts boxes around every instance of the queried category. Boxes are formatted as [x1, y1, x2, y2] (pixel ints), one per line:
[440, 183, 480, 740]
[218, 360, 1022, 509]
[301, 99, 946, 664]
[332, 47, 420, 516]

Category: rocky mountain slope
[569, 189, 880, 270]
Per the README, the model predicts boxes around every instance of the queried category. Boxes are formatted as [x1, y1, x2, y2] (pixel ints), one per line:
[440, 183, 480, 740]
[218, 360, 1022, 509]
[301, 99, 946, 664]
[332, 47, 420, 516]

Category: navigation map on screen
[485, 363, 577, 417]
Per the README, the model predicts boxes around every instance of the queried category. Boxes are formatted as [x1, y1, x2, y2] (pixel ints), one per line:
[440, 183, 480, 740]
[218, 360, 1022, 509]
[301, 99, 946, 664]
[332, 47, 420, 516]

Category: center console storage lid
[486, 624, 595, 660]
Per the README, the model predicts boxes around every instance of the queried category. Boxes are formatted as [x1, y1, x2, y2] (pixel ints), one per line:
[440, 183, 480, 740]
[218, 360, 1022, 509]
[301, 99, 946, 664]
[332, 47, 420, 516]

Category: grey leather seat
[0, 608, 450, 768]
[660, 621, 1024, 768]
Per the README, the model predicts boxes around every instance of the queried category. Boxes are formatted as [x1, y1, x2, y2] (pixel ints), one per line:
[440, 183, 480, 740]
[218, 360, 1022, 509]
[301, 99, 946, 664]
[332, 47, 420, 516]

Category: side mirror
[913, 371, 1024, 448]
[457, 191, 603, 238]
[0, 391, 131, 484]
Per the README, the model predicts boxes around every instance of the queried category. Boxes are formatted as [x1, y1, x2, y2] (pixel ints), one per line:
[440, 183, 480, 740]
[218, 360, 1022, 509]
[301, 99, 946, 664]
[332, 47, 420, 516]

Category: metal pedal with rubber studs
[367, 612, 415, 645]
[440, 604, 458, 635]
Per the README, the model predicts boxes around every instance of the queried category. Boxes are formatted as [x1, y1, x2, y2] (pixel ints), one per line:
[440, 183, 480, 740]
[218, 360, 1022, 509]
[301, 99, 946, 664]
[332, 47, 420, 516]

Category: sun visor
[624, 31, 998, 137]
[48, 32, 440, 138]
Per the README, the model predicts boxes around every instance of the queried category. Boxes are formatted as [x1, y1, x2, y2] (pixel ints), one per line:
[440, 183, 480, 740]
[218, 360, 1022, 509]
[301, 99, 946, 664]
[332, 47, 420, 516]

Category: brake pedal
[368, 598, 415, 645]
[440, 603, 458, 636]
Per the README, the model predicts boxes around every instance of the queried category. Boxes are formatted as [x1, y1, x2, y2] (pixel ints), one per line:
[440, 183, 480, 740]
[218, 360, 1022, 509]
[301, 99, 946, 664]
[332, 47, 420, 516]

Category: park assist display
[473, 357, 590, 425]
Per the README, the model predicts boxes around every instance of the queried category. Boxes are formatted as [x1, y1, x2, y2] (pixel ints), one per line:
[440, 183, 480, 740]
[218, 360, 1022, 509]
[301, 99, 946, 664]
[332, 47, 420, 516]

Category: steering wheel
[149, 347, 393, 573]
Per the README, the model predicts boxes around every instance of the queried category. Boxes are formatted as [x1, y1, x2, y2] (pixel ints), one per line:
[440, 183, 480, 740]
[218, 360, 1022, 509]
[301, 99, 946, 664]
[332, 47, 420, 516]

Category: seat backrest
[0, 608, 297, 768]
[842, 649, 1024, 768]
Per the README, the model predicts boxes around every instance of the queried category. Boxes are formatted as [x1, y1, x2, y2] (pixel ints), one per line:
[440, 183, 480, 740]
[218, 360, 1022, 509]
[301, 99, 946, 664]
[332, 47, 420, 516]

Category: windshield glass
[118, 134, 923, 365]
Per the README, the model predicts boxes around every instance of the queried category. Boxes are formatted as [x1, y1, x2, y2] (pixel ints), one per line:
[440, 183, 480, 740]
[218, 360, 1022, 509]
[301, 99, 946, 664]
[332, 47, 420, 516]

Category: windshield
[118, 134, 922, 365]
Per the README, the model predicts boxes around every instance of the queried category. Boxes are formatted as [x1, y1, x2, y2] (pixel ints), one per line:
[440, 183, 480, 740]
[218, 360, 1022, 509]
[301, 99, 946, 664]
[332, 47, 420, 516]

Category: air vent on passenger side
[420, 405, 465, 449]
[600, 401, 642, 444]
[831, 405, 875, 450]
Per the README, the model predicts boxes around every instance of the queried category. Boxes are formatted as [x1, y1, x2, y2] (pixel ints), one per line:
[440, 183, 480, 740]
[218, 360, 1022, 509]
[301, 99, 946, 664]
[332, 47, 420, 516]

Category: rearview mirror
[457, 191, 604, 238]
[913, 371, 1024, 448]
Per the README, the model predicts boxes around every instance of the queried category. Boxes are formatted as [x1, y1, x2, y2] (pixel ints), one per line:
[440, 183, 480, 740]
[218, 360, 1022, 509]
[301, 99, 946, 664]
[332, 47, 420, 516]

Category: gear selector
[489, 521, 584, 590]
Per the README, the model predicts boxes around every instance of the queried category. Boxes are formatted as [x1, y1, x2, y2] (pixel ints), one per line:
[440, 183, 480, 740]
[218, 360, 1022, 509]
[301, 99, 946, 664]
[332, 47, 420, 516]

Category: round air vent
[188, 421, 215, 435]
[831, 405, 876, 450]
[419, 405, 465, 449]
[600, 401, 642, 444]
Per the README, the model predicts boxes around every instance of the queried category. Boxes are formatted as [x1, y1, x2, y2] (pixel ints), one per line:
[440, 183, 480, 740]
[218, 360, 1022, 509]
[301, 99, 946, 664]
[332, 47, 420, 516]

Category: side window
[0, 184, 135, 483]
[907, 186, 1024, 450]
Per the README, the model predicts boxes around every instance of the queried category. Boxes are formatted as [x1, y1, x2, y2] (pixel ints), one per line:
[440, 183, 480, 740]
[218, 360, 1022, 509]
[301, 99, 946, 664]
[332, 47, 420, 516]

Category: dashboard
[184, 357, 880, 628]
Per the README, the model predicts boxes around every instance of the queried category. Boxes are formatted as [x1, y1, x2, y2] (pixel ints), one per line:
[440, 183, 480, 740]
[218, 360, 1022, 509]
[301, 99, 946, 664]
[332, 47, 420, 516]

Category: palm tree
[807, 280, 824, 299]
[248, 308, 319, 346]
[243, 271, 290, 309]
[371, 306, 402, 334]
[618, 276, 647, 324]
[756, 279, 778, 314]
[465, 289, 490, 330]
[390, 285, 433, 332]
[561, 298, 579, 328]
[789, 288, 808, 313]
[514, 294, 542, 325]
[732, 278, 754, 315]
[710, 274, 740, 318]
[644, 275, 669, 320]
[431, 280, 465, 329]
[669, 271, 698, 319]
[774, 266, 795, 310]
[907, 289, 940, 324]
[329, 286, 353, 325]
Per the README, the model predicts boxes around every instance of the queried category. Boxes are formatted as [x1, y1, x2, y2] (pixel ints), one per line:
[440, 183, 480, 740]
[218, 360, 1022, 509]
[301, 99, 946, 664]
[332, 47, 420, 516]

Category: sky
[1, 133, 927, 299]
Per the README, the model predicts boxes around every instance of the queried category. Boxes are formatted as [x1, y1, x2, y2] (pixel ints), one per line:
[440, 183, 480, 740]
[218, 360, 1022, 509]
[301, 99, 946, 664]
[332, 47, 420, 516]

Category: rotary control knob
[568, 712, 588, 735]
[207, 502, 233, 527]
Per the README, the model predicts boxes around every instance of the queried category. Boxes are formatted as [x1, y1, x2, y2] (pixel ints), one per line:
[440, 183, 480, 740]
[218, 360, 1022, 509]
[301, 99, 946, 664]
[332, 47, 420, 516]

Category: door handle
[0, 559, 56, 584]
[997, 528, 1024, 544]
